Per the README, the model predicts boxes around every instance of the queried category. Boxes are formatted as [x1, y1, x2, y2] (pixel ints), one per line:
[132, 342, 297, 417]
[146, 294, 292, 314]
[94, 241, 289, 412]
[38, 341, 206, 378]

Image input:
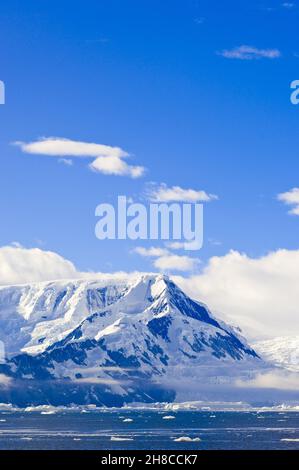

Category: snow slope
[255, 336, 299, 372]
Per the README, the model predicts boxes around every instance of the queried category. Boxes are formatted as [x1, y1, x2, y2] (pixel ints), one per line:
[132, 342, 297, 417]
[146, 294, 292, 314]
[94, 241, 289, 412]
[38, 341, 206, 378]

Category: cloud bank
[0, 245, 78, 285]
[236, 370, 299, 391]
[0, 244, 139, 287]
[2, 245, 299, 340]
[176, 249, 299, 340]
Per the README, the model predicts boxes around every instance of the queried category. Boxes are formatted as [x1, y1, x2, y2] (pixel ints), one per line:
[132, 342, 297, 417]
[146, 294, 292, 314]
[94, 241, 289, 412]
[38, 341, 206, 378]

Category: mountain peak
[0, 275, 261, 407]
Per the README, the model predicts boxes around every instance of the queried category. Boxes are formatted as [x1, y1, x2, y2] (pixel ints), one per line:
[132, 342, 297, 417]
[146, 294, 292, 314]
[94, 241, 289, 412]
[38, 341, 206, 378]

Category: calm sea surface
[0, 410, 298, 450]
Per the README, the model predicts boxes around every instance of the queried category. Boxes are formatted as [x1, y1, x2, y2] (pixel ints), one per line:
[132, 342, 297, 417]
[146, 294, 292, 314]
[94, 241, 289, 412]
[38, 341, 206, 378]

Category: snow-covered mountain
[254, 336, 299, 372]
[0, 274, 261, 406]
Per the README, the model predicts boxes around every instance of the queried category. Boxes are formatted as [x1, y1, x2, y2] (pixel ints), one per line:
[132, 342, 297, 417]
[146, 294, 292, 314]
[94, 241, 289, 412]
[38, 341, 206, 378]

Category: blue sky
[1, 0, 299, 275]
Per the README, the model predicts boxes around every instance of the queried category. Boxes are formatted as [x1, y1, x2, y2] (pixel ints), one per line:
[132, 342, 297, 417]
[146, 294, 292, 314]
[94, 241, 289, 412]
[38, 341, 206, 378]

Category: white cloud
[154, 254, 199, 272]
[14, 137, 145, 179]
[219, 45, 281, 60]
[0, 245, 78, 285]
[277, 187, 299, 215]
[14, 137, 128, 158]
[90, 155, 145, 178]
[133, 246, 169, 257]
[147, 183, 218, 203]
[0, 244, 141, 286]
[175, 248, 299, 340]
[134, 245, 199, 272]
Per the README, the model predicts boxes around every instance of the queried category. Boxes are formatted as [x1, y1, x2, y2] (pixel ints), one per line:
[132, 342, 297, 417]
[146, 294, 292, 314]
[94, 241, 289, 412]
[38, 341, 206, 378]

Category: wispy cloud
[85, 37, 109, 44]
[13, 137, 146, 178]
[134, 246, 169, 257]
[154, 253, 199, 272]
[58, 158, 73, 166]
[277, 187, 299, 215]
[261, 2, 295, 11]
[146, 183, 218, 203]
[282, 2, 295, 8]
[194, 17, 206, 25]
[133, 246, 199, 272]
[218, 45, 281, 60]
[166, 241, 203, 250]
[0, 374, 12, 388]
[236, 370, 299, 391]
[74, 376, 129, 386]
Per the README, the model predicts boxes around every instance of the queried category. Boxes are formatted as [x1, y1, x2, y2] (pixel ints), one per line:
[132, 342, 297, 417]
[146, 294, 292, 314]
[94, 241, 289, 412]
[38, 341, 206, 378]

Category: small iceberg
[123, 418, 133, 423]
[281, 438, 299, 442]
[162, 415, 176, 420]
[111, 436, 134, 441]
[173, 436, 201, 442]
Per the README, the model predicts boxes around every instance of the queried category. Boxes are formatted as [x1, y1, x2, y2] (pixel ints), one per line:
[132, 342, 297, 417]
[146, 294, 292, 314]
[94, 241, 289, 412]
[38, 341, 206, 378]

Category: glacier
[0, 274, 263, 407]
[254, 336, 299, 372]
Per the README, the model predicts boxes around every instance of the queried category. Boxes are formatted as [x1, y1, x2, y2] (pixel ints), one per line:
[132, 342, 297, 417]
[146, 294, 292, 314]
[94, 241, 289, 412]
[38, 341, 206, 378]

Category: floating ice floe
[162, 415, 176, 420]
[122, 418, 133, 423]
[281, 438, 299, 442]
[111, 436, 134, 441]
[173, 436, 201, 442]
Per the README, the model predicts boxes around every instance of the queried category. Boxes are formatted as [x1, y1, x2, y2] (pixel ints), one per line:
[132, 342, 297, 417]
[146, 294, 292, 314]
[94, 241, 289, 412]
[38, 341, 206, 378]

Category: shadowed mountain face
[0, 274, 260, 407]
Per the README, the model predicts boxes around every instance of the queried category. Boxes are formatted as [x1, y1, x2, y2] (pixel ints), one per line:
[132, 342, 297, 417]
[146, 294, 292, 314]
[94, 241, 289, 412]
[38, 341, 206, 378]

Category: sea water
[0, 410, 298, 450]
